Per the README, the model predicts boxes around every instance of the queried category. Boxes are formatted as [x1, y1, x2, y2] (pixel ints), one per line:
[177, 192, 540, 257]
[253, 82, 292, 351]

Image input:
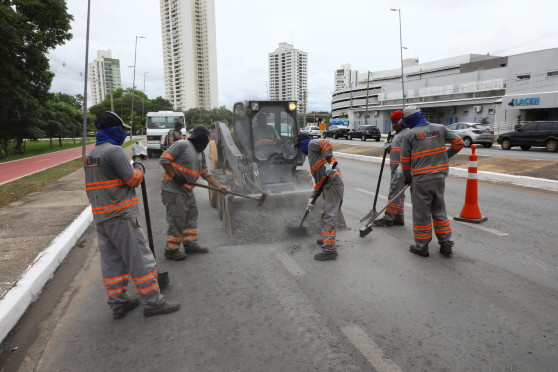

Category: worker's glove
[306, 200, 315, 212]
[133, 161, 145, 174]
[404, 177, 412, 186]
[383, 141, 391, 150]
[173, 173, 187, 185]
[132, 142, 147, 161]
[324, 162, 334, 177]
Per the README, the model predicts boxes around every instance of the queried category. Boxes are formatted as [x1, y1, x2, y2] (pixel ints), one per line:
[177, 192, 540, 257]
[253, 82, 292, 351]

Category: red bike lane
[0, 144, 96, 186]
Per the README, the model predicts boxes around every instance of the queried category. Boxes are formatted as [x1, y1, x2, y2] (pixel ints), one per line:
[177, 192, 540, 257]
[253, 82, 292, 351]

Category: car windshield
[310, 126, 319, 130]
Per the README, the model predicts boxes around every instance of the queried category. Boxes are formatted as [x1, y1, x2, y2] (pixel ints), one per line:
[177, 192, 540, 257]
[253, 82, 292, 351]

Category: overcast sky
[48, 0, 558, 112]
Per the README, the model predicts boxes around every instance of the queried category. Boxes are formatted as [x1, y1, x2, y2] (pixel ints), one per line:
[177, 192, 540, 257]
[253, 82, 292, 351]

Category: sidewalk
[1, 145, 557, 344]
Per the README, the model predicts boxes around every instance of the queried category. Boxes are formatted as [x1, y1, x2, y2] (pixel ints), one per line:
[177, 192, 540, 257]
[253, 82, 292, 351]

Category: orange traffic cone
[454, 144, 487, 223]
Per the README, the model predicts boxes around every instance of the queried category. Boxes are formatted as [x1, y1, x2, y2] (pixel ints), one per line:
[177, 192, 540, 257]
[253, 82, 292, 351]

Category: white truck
[145, 111, 185, 158]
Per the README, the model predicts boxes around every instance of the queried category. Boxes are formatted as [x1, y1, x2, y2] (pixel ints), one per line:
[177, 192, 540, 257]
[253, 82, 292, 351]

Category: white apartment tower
[334, 64, 359, 91]
[268, 43, 308, 112]
[88, 50, 122, 106]
[159, 0, 218, 111]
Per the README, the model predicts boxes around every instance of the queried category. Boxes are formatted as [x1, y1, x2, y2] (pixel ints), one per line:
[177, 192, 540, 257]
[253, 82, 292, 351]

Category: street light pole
[391, 8, 406, 108]
[130, 35, 146, 140]
[81, 0, 91, 158]
[142, 71, 150, 135]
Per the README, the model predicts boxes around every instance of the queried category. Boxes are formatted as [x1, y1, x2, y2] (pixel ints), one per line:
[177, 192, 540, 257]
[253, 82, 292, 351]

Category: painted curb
[333, 152, 558, 192]
[0, 206, 93, 343]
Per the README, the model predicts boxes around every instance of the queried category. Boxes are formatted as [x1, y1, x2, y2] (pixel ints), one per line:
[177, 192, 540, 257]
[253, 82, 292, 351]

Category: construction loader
[208, 100, 314, 236]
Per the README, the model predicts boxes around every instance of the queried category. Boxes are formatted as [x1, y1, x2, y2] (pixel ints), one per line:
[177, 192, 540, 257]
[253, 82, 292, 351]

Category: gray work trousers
[321, 183, 344, 252]
[96, 218, 163, 307]
[161, 190, 198, 252]
[410, 178, 452, 248]
[383, 169, 406, 221]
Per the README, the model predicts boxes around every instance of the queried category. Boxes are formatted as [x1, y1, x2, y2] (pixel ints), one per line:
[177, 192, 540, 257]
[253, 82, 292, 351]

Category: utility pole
[81, 0, 91, 158]
[365, 71, 370, 126]
[130, 35, 146, 140]
[303, 90, 307, 126]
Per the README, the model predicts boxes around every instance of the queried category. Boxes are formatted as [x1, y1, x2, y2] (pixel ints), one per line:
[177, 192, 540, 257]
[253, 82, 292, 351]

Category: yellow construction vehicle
[208, 100, 314, 236]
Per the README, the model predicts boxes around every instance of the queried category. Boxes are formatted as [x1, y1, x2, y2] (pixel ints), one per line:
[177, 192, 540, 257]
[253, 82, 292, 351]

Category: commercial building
[88, 50, 122, 106]
[268, 43, 308, 113]
[159, 0, 218, 111]
[331, 48, 558, 134]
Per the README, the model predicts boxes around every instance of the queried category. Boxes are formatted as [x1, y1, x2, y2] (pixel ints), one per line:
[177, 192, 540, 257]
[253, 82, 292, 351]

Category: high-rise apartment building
[268, 43, 308, 112]
[88, 50, 122, 106]
[159, 0, 218, 111]
[334, 64, 359, 91]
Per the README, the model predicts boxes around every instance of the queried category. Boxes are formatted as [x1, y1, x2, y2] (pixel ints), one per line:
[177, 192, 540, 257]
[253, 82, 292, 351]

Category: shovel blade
[359, 208, 376, 223]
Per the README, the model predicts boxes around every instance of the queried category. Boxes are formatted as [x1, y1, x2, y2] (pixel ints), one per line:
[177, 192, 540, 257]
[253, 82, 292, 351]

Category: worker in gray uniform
[84, 111, 180, 319]
[374, 109, 408, 227]
[159, 124, 228, 261]
[296, 133, 344, 261]
[167, 121, 184, 146]
[400, 106, 464, 257]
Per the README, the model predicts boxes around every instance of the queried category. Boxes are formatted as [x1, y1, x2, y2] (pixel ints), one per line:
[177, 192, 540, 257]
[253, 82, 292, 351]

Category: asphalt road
[6, 155, 558, 371]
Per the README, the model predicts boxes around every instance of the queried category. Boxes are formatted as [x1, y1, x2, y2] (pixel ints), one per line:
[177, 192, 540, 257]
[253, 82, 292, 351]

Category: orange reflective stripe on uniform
[311, 158, 327, 174]
[171, 162, 200, 177]
[92, 197, 139, 215]
[433, 219, 452, 234]
[106, 286, 128, 296]
[125, 168, 144, 187]
[314, 175, 327, 191]
[256, 139, 274, 144]
[86, 178, 125, 191]
[410, 146, 447, 160]
[322, 230, 336, 245]
[136, 282, 159, 295]
[412, 163, 449, 175]
[161, 151, 174, 161]
[133, 269, 158, 284]
[319, 139, 332, 152]
[450, 137, 464, 150]
[103, 273, 129, 285]
[182, 228, 197, 241]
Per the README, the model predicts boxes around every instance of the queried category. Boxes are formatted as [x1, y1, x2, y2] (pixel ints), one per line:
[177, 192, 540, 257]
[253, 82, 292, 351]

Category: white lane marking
[274, 251, 306, 276]
[341, 324, 403, 372]
[355, 188, 509, 237]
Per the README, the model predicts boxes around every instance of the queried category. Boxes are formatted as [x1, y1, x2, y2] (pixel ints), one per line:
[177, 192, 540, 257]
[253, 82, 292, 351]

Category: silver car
[446, 122, 495, 148]
[301, 125, 321, 138]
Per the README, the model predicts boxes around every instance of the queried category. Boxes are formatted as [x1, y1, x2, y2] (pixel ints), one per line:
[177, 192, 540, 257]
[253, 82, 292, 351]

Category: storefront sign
[508, 97, 540, 107]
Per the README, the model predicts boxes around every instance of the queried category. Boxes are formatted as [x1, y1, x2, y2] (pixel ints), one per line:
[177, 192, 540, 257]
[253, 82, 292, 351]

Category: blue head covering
[95, 112, 128, 146]
[296, 133, 311, 155]
[402, 106, 429, 129]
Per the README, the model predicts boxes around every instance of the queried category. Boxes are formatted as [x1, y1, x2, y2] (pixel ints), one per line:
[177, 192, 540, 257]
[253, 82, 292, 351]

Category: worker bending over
[296, 133, 344, 261]
[84, 111, 179, 318]
[400, 106, 464, 257]
[159, 124, 228, 261]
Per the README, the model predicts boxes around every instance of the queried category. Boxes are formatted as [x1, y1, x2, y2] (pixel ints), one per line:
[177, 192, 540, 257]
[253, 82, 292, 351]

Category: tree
[0, 0, 73, 157]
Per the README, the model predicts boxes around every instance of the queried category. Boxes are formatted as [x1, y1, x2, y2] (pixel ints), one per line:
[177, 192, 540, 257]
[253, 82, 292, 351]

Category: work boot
[143, 300, 180, 317]
[164, 249, 187, 261]
[393, 215, 405, 226]
[439, 241, 454, 256]
[410, 245, 429, 257]
[112, 298, 140, 319]
[314, 250, 338, 261]
[183, 242, 209, 254]
[373, 217, 393, 227]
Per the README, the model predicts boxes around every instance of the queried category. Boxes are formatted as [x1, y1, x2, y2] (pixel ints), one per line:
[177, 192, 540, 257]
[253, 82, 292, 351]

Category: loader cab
[231, 101, 301, 163]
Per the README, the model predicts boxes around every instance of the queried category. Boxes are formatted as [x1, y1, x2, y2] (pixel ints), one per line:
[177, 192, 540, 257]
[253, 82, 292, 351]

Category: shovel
[360, 131, 394, 222]
[359, 185, 410, 238]
[140, 179, 170, 287]
[184, 181, 269, 206]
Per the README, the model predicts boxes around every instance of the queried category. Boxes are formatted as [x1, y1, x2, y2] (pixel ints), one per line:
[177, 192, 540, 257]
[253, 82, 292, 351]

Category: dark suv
[348, 125, 381, 141]
[322, 125, 350, 139]
[497, 121, 558, 152]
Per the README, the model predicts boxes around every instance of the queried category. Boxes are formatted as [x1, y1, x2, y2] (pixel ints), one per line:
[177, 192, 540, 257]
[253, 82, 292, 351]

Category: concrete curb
[0, 206, 92, 343]
[333, 152, 558, 192]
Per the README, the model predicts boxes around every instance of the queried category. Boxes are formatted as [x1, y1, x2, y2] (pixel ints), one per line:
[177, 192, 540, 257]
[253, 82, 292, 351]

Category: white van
[145, 111, 185, 157]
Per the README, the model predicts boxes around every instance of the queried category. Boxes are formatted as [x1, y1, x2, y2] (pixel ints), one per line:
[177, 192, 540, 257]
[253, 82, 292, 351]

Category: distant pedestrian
[84, 111, 179, 318]
[296, 133, 344, 261]
[168, 121, 184, 145]
[159, 124, 228, 261]
[400, 106, 464, 257]
[374, 109, 408, 227]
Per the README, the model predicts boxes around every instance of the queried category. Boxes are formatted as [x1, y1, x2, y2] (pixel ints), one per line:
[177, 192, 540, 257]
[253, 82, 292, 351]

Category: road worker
[159, 124, 228, 261]
[84, 111, 179, 318]
[296, 133, 344, 261]
[374, 109, 408, 227]
[400, 106, 464, 257]
[168, 121, 184, 145]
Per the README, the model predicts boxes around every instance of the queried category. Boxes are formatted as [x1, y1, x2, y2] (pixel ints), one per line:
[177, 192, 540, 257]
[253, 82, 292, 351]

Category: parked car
[348, 125, 381, 141]
[300, 125, 321, 138]
[322, 125, 350, 139]
[446, 122, 495, 148]
[497, 121, 558, 152]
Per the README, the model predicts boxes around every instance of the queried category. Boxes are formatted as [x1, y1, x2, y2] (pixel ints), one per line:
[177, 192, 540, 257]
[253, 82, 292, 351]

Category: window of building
[547, 70, 558, 77]
[488, 108, 495, 115]
[516, 74, 530, 80]
[462, 110, 469, 116]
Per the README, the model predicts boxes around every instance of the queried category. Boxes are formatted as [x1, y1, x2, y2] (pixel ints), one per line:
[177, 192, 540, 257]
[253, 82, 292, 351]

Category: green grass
[0, 141, 134, 208]
[0, 138, 97, 163]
